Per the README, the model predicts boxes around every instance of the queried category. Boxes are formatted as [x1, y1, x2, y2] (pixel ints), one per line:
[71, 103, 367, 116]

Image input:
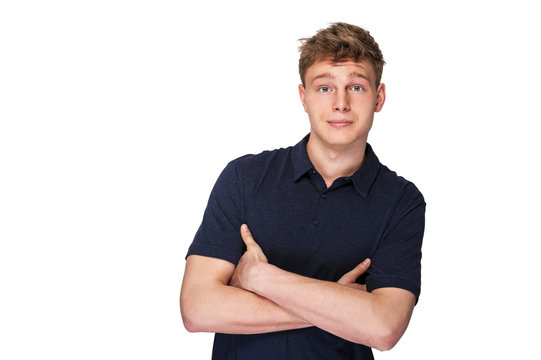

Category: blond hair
[298, 22, 385, 86]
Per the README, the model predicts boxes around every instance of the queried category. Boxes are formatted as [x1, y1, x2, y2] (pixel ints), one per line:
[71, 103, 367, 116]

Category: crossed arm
[180, 225, 416, 351]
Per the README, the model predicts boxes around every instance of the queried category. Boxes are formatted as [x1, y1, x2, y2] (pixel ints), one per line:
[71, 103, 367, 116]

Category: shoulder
[227, 146, 293, 178]
[230, 146, 293, 167]
[375, 163, 425, 207]
[211, 145, 295, 200]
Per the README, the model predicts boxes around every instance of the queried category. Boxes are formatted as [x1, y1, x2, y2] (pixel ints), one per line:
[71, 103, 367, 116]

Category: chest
[244, 177, 389, 281]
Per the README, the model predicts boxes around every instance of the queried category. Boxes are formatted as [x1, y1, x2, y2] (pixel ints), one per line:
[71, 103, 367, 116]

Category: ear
[298, 84, 308, 113]
[374, 83, 386, 112]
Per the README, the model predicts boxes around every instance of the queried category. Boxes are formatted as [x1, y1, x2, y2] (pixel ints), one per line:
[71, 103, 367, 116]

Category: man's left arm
[234, 224, 416, 351]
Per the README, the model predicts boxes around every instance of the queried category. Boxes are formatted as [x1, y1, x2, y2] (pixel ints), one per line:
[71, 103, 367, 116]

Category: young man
[180, 22, 425, 359]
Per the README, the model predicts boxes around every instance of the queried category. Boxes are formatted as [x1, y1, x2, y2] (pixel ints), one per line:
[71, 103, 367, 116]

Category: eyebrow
[312, 73, 334, 82]
[348, 72, 370, 81]
[311, 72, 370, 82]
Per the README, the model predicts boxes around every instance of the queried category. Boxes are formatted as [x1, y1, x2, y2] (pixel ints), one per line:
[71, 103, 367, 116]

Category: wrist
[247, 262, 276, 294]
[250, 262, 284, 297]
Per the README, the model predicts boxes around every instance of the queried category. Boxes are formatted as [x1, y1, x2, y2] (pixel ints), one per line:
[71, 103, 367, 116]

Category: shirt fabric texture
[187, 134, 426, 360]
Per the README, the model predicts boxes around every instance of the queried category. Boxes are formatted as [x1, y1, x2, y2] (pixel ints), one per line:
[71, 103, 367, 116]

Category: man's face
[298, 59, 385, 149]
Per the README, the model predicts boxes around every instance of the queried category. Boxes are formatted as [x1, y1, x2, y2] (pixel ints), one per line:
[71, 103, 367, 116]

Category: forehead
[305, 59, 375, 83]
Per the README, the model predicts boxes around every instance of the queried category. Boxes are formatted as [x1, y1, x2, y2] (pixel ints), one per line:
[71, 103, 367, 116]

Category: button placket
[308, 169, 329, 228]
[312, 190, 329, 227]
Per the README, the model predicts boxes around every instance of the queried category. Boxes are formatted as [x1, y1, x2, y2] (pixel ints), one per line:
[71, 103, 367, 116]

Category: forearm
[180, 256, 310, 334]
[249, 263, 413, 350]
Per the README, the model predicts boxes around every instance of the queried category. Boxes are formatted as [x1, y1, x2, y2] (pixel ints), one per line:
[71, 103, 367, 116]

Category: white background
[1, 0, 540, 359]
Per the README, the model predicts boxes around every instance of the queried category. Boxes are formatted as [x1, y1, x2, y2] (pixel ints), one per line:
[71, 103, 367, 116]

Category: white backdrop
[1, 0, 540, 359]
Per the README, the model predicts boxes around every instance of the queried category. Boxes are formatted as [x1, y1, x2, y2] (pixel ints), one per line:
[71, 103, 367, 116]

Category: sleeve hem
[186, 243, 242, 265]
[366, 277, 421, 304]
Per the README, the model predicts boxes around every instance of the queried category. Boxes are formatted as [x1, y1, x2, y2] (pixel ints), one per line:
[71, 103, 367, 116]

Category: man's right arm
[180, 254, 310, 334]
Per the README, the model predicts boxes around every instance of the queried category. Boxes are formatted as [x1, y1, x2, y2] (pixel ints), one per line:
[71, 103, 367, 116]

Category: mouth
[327, 120, 353, 128]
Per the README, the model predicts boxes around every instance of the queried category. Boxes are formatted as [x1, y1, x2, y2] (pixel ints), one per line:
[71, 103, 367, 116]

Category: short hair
[298, 22, 385, 87]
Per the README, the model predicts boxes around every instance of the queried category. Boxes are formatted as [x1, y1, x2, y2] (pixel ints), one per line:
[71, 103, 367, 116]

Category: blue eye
[351, 85, 363, 91]
[319, 86, 330, 93]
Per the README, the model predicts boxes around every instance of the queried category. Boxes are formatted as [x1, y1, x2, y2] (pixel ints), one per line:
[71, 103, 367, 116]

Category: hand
[229, 224, 269, 292]
[337, 258, 371, 291]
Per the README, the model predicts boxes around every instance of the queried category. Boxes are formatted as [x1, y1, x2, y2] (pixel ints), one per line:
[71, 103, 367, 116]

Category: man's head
[297, 23, 387, 150]
[298, 22, 385, 88]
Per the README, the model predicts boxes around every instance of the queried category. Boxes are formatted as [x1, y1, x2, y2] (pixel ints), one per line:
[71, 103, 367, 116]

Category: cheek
[305, 97, 326, 114]
[306, 106, 323, 122]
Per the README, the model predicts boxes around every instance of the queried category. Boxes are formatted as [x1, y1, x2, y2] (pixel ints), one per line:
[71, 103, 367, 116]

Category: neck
[306, 134, 367, 188]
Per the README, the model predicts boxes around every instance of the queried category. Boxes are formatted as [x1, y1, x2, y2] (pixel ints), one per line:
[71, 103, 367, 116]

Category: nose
[333, 90, 350, 112]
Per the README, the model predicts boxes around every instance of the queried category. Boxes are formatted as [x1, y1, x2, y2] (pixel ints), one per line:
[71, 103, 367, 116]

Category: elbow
[346, 322, 402, 351]
[369, 324, 404, 352]
[180, 292, 205, 333]
[348, 317, 404, 351]
[371, 334, 399, 352]
[181, 311, 200, 333]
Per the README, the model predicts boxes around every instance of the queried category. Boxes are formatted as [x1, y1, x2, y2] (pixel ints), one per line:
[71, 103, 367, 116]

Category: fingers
[240, 224, 257, 248]
[353, 258, 371, 274]
[338, 258, 371, 284]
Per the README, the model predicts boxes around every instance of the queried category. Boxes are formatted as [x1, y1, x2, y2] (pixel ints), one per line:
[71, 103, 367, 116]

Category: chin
[330, 130, 366, 144]
[323, 136, 360, 148]
[310, 124, 368, 148]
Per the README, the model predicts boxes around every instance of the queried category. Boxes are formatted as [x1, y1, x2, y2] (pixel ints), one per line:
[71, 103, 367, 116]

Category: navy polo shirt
[187, 134, 425, 360]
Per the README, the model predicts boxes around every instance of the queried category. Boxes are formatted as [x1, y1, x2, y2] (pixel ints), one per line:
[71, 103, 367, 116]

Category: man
[180, 22, 425, 359]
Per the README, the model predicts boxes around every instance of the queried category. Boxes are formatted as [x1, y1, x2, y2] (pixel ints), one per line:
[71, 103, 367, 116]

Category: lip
[327, 120, 353, 128]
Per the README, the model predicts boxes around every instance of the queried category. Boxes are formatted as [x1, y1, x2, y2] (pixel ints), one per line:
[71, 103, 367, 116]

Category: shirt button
[321, 194, 327, 199]
[313, 220, 319, 226]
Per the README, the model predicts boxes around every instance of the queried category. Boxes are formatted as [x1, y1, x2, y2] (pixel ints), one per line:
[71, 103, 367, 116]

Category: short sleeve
[186, 161, 245, 265]
[366, 183, 426, 302]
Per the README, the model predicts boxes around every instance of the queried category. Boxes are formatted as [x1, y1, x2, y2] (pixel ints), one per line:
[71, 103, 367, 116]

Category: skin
[299, 58, 386, 186]
[180, 249, 371, 335]
[232, 225, 415, 350]
[180, 58, 416, 351]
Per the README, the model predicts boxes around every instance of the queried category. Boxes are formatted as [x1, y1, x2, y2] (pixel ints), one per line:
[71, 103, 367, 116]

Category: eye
[319, 86, 331, 93]
[351, 85, 364, 92]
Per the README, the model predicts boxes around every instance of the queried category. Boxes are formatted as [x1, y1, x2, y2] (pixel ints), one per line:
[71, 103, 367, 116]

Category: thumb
[339, 258, 371, 283]
[240, 224, 257, 248]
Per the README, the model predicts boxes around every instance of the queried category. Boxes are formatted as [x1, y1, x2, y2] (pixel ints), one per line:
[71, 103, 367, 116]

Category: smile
[327, 120, 353, 128]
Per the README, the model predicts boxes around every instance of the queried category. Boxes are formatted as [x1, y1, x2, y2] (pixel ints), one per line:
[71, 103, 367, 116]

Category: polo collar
[291, 134, 381, 198]
[351, 143, 381, 198]
[292, 134, 315, 182]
